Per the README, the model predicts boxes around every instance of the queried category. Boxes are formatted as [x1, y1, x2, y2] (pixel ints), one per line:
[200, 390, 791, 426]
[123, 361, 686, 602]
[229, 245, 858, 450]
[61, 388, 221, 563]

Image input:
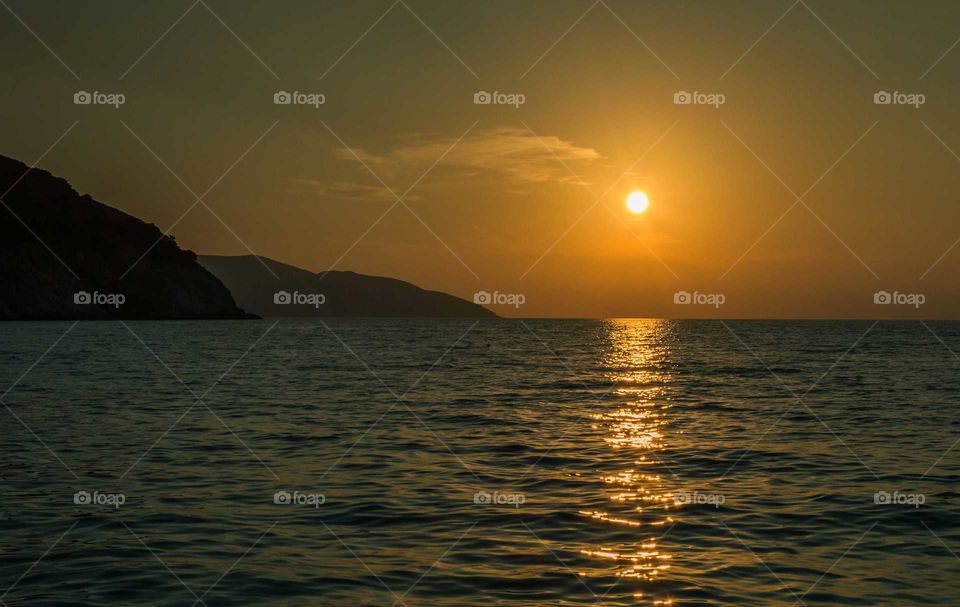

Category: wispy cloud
[289, 179, 415, 202]
[345, 126, 599, 181]
[299, 127, 600, 200]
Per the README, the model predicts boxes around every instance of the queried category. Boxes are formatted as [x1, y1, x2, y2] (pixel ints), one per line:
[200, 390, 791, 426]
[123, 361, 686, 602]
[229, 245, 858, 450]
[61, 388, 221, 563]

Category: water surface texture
[1, 319, 958, 606]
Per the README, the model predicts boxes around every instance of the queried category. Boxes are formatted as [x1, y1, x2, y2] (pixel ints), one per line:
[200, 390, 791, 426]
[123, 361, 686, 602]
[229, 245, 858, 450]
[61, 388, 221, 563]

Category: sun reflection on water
[581, 320, 678, 601]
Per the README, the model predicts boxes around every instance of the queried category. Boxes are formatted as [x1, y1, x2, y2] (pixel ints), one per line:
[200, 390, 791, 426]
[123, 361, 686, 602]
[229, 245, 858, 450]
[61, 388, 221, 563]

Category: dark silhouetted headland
[0, 154, 251, 319]
[199, 255, 497, 318]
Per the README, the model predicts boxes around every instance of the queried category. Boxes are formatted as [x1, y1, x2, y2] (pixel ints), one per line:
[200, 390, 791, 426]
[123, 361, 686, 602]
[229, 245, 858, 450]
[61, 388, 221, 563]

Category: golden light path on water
[581, 320, 678, 605]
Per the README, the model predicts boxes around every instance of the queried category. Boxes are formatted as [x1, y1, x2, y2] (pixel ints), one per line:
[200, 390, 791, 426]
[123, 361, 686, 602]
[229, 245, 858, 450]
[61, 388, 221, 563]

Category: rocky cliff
[0, 155, 252, 319]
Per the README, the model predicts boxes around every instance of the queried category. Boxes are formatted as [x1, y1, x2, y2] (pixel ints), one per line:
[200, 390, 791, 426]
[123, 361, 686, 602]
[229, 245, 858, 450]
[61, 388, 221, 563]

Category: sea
[1, 319, 958, 606]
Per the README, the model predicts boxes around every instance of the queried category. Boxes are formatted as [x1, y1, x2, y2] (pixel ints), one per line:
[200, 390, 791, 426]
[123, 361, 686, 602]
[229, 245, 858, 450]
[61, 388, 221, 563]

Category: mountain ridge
[199, 254, 496, 318]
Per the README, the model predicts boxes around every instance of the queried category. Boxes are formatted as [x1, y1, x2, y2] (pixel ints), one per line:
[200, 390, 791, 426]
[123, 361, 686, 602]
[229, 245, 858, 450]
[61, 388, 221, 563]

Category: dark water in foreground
[1, 319, 959, 606]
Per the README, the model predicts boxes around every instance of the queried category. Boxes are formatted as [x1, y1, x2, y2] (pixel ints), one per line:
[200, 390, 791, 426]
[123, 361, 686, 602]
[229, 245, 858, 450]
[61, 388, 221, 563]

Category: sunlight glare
[626, 191, 649, 214]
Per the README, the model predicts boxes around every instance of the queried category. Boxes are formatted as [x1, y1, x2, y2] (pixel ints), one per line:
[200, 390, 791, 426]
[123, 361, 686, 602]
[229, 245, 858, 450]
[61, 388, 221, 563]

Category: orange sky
[3, 0, 960, 317]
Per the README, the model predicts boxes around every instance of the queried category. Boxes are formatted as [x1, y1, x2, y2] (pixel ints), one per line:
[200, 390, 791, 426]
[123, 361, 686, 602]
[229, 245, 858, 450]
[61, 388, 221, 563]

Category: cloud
[294, 127, 599, 201]
[335, 126, 599, 189]
[289, 179, 417, 202]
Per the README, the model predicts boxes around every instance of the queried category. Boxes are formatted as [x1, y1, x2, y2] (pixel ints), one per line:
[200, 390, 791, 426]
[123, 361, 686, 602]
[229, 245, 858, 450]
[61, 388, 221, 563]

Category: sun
[626, 191, 649, 214]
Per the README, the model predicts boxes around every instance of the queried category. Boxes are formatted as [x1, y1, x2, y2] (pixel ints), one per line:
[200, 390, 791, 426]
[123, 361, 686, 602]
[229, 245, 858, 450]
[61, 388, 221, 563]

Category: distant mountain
[199, 255, 497, 318]
[0, 154, 251, 320]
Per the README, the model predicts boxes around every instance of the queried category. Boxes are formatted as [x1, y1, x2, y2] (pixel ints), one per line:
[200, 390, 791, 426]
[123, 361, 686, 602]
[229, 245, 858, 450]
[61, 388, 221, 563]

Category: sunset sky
[3, 0, 960, 318]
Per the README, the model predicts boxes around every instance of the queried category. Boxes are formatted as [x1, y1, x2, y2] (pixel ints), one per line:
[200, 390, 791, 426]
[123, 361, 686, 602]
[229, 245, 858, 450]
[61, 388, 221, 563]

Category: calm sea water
[1, 319, 959, 606]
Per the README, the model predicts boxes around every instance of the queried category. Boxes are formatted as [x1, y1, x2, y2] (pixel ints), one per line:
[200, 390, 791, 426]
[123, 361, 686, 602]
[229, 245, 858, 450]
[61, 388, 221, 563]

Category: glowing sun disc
[626, 191, 649, 214]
